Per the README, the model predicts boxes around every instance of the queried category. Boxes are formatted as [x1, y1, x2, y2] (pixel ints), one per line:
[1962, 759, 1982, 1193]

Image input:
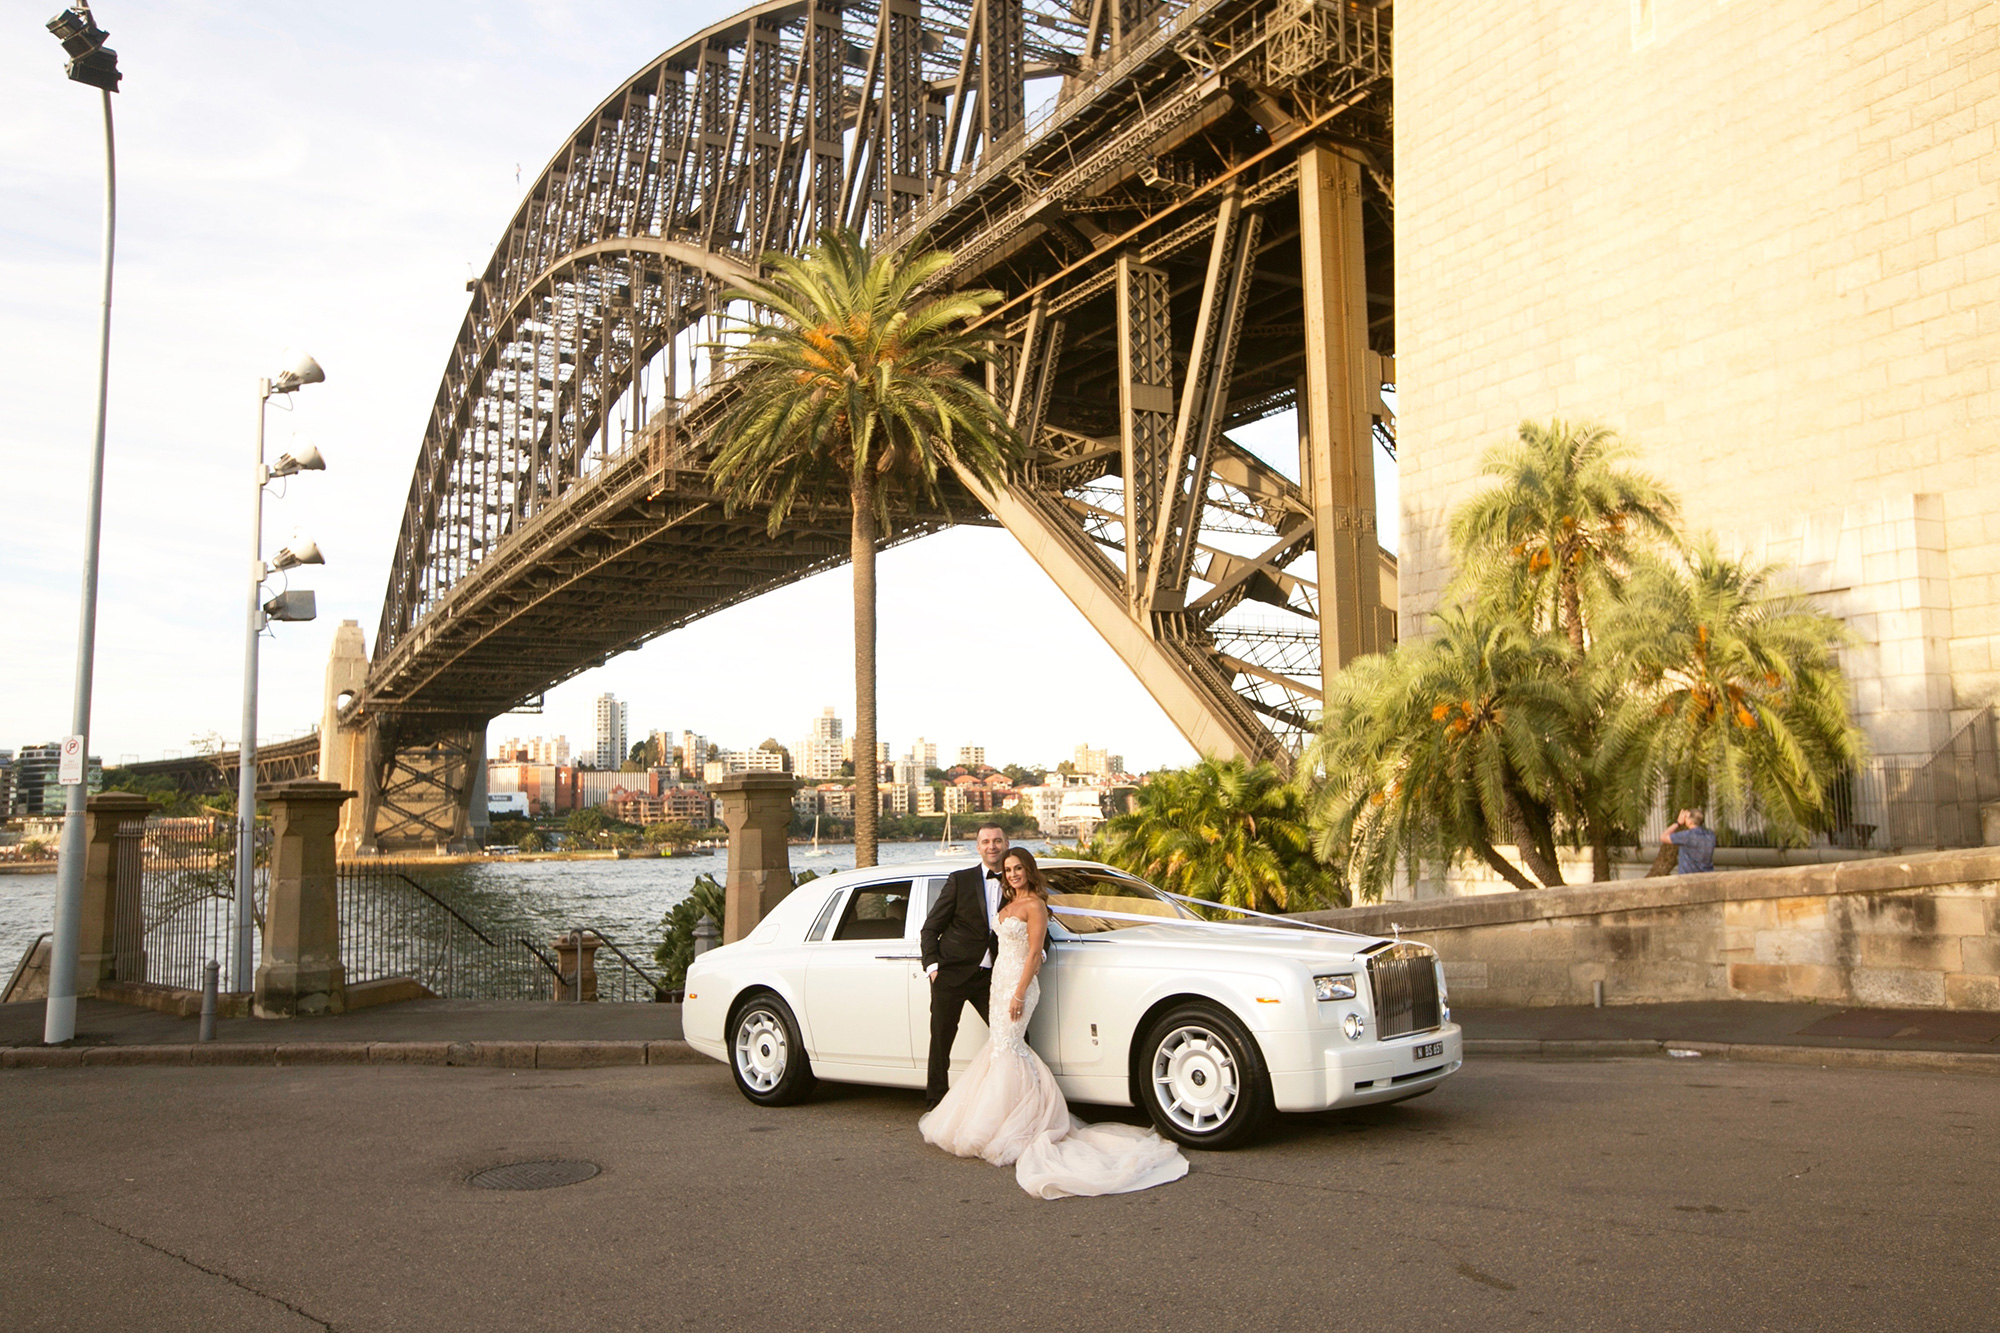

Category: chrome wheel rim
[734, 1008, 787, 1093]
[1152, 1023, 1240, 1134]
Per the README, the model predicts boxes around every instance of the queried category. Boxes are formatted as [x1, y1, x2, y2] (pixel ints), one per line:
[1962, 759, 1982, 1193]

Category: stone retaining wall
[1297, 848, 2000, 1010]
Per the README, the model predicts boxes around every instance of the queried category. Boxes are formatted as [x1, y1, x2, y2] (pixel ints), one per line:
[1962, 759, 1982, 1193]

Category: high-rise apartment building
[1073, 744, 1123, 778]
[496, 735, 571, 765]
[799, 707, 845, 779]
[594, 694, 629, 770]
[954, 745, 986, 770]
[680, 730, 708, 773]
[907, 737, 938, 770]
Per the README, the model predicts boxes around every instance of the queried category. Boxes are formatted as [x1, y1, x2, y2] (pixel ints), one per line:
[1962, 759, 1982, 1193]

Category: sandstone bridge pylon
[329, 0, 1396, 852]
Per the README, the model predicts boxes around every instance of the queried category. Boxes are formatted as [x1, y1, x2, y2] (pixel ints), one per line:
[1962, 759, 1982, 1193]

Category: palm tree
[1450, 420, 1680, 652]
[1300, 606, 1577, 897]
[708, 230, 1021, 866]
[1087, 757, 1335, 914]
[1448, 420, 1680, 876]
[1603, 541, 1862, 842]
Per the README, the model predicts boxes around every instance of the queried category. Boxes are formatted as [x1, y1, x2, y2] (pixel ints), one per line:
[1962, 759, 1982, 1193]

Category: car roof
[802, 855, 1129, 888]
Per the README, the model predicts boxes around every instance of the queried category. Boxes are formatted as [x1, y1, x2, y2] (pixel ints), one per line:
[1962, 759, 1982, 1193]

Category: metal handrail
[577, 927, 665, 994]
[3, 933, 51, 1004]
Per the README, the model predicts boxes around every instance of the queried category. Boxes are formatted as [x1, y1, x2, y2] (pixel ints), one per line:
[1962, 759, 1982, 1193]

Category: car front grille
[1366, 943, 1442, 1039]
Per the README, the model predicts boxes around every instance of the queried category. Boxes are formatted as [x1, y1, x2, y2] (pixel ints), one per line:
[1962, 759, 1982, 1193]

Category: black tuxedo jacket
[920, 865, 1000, 989]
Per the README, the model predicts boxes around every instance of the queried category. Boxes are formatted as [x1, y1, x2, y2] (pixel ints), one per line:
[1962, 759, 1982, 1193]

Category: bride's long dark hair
[999, 847, 1049, 909]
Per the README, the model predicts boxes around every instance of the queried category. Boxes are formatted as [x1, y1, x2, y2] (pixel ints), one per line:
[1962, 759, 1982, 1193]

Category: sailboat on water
[936, 809, 963, 855]
[803, 813, 834, 857]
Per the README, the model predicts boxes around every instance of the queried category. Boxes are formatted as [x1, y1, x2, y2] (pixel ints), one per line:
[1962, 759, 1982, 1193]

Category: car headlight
[1314, 973, 1358, 1001]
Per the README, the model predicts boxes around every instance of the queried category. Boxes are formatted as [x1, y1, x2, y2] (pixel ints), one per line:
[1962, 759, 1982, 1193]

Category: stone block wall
[1298, 848, 2000, 1010]
[1396, 0, 2000, 763]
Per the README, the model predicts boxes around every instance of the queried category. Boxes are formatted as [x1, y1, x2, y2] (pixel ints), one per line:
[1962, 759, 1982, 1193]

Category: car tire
[728, 992, 816, 1107]
[1137, 1002, 1273, 1150]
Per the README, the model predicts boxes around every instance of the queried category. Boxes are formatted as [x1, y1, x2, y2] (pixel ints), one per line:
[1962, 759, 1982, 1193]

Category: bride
[918, 848, 1188, 1198]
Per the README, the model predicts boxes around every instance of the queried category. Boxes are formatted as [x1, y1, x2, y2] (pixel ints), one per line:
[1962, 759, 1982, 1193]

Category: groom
[919, 822, 1010, 1108]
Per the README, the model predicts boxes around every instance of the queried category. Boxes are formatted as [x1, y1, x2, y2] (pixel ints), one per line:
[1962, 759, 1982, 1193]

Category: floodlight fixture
[270, 438, 326, 477]
[271, 353, 325, 393]
[271, 536, 325, 570]
[46, 6, 121, 92]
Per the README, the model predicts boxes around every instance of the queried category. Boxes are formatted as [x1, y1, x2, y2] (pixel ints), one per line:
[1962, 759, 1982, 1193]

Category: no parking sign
[58, 735, 84, 786]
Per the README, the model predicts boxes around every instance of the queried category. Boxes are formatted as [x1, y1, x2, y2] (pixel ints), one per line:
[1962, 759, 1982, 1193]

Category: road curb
[1466, 1037, 2000, 1075]
[0, 1039, 700, 1069]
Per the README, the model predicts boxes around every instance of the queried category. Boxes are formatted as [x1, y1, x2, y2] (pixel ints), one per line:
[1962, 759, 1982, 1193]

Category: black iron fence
[110, 821, 666, 1002]
[1648, 708, 2000, 853]
[119, 815, 268, 991]
[336, 863, 561, 1000]
[334, 862, 666, 1003]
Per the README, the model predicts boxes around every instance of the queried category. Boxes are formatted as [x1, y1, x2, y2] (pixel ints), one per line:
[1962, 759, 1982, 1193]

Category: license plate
[1412, 1041, 1444, 1061]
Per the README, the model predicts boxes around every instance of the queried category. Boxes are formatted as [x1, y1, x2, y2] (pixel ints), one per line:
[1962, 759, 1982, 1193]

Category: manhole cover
[469, 1160, 600, 1191]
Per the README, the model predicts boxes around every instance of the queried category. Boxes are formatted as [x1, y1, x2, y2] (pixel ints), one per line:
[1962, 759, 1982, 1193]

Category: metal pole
[233, 383, 270, 993]
[44, 89, 117, 1046]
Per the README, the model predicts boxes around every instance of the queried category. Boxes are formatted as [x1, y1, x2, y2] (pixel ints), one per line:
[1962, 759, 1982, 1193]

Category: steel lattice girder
[364, 0, 1395, 770]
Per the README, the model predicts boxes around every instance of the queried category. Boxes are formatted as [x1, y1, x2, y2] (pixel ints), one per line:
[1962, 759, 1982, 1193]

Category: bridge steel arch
[339, 0, 1395, 852]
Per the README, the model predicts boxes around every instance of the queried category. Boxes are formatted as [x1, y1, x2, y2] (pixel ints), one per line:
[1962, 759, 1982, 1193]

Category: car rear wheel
[729, 992, 816, 1107]
[1138, 1002, 1272, 1150]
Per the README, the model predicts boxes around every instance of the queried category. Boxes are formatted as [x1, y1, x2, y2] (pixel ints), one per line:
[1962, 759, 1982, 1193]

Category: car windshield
[1041, 867, 1200, 934]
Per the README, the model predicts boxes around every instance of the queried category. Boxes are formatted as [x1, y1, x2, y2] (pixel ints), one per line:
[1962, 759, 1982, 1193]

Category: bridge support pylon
[323, 622, 487, 855]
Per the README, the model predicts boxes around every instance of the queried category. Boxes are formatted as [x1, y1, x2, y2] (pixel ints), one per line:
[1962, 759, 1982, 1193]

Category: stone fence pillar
[77, 793, 157, 993]
[713, 773, 798, 943]
[552, 931, 600, 1002]
[254, 780, 354, 1018]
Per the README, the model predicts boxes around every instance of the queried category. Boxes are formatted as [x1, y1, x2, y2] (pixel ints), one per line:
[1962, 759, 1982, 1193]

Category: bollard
[199, 960, 219, 1042]
[1592, 979, 1605, 1008]
[692, 914, 719, 958]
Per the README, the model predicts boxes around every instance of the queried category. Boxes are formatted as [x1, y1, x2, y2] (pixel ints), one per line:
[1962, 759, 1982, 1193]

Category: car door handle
[876, 952, 920, 960]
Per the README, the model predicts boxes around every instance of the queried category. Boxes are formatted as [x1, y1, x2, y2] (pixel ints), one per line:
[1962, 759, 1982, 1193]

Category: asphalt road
[2, 1056, 1992, 1332]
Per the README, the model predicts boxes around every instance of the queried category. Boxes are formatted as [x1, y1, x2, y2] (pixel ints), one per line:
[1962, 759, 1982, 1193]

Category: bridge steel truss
[350, 0, 1394, 850]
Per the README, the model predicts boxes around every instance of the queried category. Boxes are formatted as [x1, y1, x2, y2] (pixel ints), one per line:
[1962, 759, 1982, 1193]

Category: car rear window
[831, 880, 914, 941]
[1041, 868, 1197, 934]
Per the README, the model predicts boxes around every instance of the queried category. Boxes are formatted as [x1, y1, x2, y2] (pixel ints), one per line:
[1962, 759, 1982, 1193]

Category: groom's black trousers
[926, 965, 992, 1103]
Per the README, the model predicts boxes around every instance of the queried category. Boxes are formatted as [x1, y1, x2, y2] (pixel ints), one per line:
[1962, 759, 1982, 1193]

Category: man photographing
[1660, 808, 1717, 875]
[919, 823, 1009, 1108]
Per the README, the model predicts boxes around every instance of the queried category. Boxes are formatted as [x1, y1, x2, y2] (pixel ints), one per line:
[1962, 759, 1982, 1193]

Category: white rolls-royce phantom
[682, 858, 1463, 1149]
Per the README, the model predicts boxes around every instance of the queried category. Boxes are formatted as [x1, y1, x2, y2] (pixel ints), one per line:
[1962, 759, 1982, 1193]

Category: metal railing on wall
[336, 864, 667, 1003]
[1644, 707, 2000, 853]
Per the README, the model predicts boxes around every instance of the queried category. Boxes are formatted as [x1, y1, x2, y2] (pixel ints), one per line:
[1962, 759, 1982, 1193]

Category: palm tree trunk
[1506, 790, 1565, 888]
[1469, 836, 1541, 892]
[851, 467, 880, 868]
[1587, 816, 1613, 881]
[1561, 568, 1586, 653]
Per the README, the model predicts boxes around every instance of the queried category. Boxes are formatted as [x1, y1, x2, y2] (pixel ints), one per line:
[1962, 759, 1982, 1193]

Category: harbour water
[0, 839, 1063, 981]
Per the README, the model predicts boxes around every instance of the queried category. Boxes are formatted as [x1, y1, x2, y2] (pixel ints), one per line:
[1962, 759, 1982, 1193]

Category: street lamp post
[232, 361, 327, 993]
[42, 4, 123, 1046]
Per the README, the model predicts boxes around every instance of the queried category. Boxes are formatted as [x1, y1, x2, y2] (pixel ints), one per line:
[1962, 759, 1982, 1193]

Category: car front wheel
[1137, 1002, 1272, 1150]
[728, 992, 816, 1107]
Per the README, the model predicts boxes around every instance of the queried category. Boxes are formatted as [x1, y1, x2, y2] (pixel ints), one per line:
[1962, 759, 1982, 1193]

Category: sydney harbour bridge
[325, 0, 1396, 851]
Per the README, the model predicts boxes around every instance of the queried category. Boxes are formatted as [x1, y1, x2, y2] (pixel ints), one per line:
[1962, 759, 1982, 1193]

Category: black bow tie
[985, 869, 1002, 879]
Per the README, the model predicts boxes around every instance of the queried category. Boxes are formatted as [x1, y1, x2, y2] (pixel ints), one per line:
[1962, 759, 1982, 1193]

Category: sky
[1, 2, 1395, 776]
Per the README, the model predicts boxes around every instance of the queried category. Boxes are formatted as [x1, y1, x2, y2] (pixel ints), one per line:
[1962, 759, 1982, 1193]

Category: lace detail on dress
[988, 916, 1038, 1057]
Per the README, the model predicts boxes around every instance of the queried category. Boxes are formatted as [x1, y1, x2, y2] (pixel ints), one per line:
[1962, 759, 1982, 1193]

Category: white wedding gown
[918, 916, 1189, 1199]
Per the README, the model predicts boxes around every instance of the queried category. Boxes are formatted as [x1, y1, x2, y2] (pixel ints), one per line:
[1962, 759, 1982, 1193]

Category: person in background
[1660, 808, 1717, 875]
